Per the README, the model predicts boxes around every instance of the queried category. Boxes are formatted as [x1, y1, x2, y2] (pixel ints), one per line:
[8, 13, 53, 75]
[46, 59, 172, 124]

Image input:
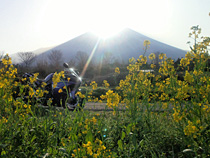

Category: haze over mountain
[12, 28, 187, 64]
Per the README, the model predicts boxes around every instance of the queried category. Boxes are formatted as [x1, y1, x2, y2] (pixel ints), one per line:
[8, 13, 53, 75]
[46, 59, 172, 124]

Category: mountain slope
[12, 28, 186, 64]
[39, 28, 186, 63]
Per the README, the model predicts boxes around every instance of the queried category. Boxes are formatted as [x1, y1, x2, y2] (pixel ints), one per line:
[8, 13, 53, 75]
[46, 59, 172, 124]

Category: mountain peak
[33, 28, 186, 64]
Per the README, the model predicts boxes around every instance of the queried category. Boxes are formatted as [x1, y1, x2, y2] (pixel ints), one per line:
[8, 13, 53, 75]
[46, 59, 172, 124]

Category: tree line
[1, 50, 208, 86]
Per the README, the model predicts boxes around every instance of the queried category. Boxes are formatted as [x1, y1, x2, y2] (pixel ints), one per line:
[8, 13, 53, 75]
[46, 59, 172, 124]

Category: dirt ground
[39, 102, 170, 112]
[38, 102, 126, 111]
[84, 102, 126, 111]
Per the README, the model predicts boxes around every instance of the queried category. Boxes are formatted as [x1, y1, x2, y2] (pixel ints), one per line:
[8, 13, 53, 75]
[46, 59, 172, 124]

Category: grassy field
[1, 27, 210, 157]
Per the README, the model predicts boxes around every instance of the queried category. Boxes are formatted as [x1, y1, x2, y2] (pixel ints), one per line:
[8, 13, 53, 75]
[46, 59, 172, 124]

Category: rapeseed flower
[143, 40, 150, 47]
[103, 80, 110, 88]
[90, 81, 97, 90]
[58, 89, 63, 93]
[52, 72, 61, 88]
[149, 53, 156, 60]
[115, 67, 120, 74]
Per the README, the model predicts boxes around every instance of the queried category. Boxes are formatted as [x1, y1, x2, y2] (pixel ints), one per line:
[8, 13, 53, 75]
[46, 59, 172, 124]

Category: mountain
[10, 46, 55, 64]
[38, 28, 186, 63]
[33, 46, 55, 55]
[12, 28, 187, 64]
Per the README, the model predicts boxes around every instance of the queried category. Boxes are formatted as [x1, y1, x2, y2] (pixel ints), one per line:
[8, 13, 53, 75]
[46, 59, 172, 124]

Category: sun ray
[80, 38, 101, 77]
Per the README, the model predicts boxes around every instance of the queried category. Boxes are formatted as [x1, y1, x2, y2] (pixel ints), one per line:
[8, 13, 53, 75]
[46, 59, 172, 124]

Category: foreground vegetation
[1, 26, 210, 157]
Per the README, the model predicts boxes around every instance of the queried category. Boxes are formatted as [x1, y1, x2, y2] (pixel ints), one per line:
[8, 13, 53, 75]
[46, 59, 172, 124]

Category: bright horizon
[0, 0, 210, 54]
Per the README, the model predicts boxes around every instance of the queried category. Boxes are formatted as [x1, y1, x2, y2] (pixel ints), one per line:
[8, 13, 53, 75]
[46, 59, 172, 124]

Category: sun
[90, 26, 125, 39]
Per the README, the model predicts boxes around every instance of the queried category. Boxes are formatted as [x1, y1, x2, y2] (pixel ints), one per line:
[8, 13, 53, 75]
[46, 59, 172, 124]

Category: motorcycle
[14, 63, 84, 110]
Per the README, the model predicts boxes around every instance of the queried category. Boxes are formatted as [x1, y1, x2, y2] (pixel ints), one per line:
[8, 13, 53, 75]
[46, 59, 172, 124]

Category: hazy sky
[0, 0, 210, 54]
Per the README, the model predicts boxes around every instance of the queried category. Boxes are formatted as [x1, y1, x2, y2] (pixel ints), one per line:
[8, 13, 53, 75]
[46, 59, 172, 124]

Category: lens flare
[80, 38, 101, 77]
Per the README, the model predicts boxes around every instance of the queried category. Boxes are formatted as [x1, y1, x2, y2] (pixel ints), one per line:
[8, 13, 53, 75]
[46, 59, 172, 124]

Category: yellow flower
[105, 90, 120, 108]
[58, 89, 63, 93]
[36, 89, 40, 95]
[60, 71, 65, 78]
[103, 80, 110, 88]
[92, 117, 97, 124]
[184, 121, 199, 136]
[76, 91, 85, 98]
[41, 82, 47, 88]
[115, 67, 120, 74]
[143, 40, 150, 46]
[29, 87, 35, 97]
[149, 53, 156, 60]
[159, 53, 166, 60]
[52, 72, 61, 88]
[90, 81, 97, 90]
[129, 57, 136, 63]
[141, 56, 147, 63]
[150, 64, 156, 69]
[184, 71, 194, 83]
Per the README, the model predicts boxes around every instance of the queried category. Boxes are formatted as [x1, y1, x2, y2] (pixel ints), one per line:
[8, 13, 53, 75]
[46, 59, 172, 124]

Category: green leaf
[139, 139, 144, 147]
[30, 135, 36, 143]
[118, 140, 123, 150]
[121, 131, 125, 140]
[126, 124, 131, 135]
[1, 150, 6, 156]
[85, 131, 93, 142]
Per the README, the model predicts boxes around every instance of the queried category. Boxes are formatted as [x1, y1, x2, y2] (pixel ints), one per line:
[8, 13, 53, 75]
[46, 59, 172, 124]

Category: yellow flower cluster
[94, 30, 210, 145]
[35, 88, 48, 97]
[76, 91, 85, 99]
[52, 71, 64, 88]
[0, 55, 23, 117]
[159, 53, 166, 60]
[139, 55, 147, 64]
[29, 73, 39, 84]
[90, 81, 97, 90]
[148, 53, 156, 60]
[159, 58, 175, 76]
[85, 117, 97, 125]
[103, 80, 110, 88]
[0, 117, 8, 124]
[180, 58, 190, 67]
[184, 71, 194, 83]
[1, 56, 12, 66]
[184, 121, 199, 138]
[115, 67, 120, 74]
[82, 139, 106, 157]
[173, 108, 183, 122]
[101, 90, 120, 109]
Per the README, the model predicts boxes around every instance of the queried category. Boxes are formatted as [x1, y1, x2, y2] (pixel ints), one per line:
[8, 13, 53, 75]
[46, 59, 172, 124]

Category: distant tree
[67, 58, 76, 68]
[18, 52, 36, 68]
[102, 52, 115, 65]
[0, 52, 5, 68]
[0, 51, 5, 60]
[96, 52, 115, 75]
[48, 50, 63, 71]
[75, 51, 89, 72]
[35, 55, 49, 77]
[75, 51, 95, 78]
